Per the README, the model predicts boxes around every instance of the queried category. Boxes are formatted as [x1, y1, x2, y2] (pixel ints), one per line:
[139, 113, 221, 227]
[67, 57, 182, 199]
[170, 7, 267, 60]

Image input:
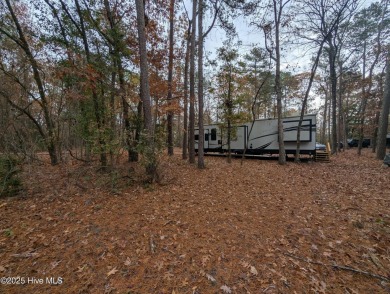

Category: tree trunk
[337, 59, 344, 152]
[131, 101, 143, 162]
[344, 86, 349, 149]
[328, 97, 331, 145]
[376, 49, 390, 160]
[118, 61, 132, 162]
[167, 0, 175, 156]
[197, 0, 205, 169]
[188, 0, 197, 164]
[372, 75, 384, 153]
[328, 41, 338, 155]
[295, 39, 325, 160]
[358, 41, 367, 155]
[329, 44, 338, 154]
[109, 49, 117, 165]
[372, 99, 381, 153]
[182, 22, 191, 160]
[322, 85, 329, 144]
[135, 0, 156, 180]
[227, 66, 233, 164]
[274, 0, 286, 165]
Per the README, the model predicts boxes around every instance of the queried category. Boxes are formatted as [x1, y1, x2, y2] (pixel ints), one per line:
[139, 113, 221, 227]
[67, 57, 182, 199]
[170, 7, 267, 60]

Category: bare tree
[325, 0, 357, 154]
[1, 0, 59, 165]
[294, 0, 356, 159]
[356, 1, 388, 155]
[293, 0, 358, 154]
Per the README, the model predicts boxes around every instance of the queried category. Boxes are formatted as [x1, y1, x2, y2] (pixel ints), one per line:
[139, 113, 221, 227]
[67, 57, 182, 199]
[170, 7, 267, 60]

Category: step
[315, 151, 330, 162]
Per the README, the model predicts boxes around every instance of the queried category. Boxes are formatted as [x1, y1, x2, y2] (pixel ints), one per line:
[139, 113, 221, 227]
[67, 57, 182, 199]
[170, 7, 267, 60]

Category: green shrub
[0, 156, 22, 197]
[136, 126, 166, 183]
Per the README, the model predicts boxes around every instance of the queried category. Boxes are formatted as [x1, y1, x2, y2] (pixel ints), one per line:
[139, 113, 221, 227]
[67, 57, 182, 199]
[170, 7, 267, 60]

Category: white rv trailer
[195, 114, 317, 155]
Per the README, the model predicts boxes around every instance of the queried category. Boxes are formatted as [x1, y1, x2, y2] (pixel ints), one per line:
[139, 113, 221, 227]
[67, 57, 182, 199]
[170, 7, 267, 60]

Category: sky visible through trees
[196, 0, 377, 69]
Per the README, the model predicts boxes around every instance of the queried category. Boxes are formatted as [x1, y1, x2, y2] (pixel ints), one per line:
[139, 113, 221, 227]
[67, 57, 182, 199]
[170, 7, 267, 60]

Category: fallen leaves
[199, 269, 217, 284]
[205, 273, 216, 283]
[201, 255, 210, 267]
[106, 267, 118, 277]
[0, 149, 388, 293]
[323, 251, 332, 257]
[250, 266, 258, 276]
[154, 260, 164, 271]
[240, 260, 258, 276]
[239, 260, 250, 269]
[163, 272, 174, 281]
[51, 260, 61, 269]
[124, 257, 132, 266]
[76, 265, 87, 273]
[220, 285, 232, 293]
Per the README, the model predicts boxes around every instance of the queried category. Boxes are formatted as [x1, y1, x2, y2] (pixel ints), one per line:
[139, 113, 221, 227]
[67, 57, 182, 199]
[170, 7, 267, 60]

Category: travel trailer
[195, 114, 317, 156]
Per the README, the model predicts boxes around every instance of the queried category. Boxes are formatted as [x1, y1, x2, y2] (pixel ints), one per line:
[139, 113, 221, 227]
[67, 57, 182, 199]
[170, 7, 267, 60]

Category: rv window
[205, 134, 209, 141]
[195, 134, 199, 140]
[211, 128, 217, 140]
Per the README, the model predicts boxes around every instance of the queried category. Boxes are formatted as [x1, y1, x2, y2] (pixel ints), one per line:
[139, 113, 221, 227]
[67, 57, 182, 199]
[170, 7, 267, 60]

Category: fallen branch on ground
[283, 252, 390, 282]
[149, 234, 156, 254]
[11, 251, 39, 258]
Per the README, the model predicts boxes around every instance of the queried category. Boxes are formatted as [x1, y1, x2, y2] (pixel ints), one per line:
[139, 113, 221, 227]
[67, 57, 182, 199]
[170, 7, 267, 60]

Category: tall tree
[103, 0, 135, 162]
[167, 0, 175, 156]
[296, 0, 357, 154]
[135, 0, 157, 180]
[353, 1, 389, 155]
[63, 0, 110, 168]
[262, 0, 291, 165]
[376, 48, 390, 160]
[325, 0, 357, 154]
[243, 47, 273, 119]
[294, 47, 325, 160]
[188, 0, 197, 164]
[215, 47, 247, 163]
[219, 48, 237, 163]
[1, 0, 59, 165]
[196, 0, 219, 168]
[294, 0, 357, 159]
[197, 0, 205, 168]
[182, 21, 192, 160]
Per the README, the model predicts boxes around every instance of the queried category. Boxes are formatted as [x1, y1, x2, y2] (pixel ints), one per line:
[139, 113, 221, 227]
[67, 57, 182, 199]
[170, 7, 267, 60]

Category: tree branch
[202, 0, 220, 39]
[283, 252, 390, 283]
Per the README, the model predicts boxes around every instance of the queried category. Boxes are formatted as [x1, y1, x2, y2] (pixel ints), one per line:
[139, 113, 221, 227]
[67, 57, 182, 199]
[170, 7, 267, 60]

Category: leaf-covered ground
[0, 149, 389, 293]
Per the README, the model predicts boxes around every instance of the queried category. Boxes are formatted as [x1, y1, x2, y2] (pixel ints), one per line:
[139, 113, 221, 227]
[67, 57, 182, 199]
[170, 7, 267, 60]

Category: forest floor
[0, 148, 389, 294]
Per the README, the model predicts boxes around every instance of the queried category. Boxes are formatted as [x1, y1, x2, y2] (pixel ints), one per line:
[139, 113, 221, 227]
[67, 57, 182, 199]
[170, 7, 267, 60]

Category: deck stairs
[315, 150, 330, 162]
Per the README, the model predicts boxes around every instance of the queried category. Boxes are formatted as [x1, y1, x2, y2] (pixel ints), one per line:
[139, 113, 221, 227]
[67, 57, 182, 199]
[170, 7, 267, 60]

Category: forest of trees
[0, 0, 389, 178]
